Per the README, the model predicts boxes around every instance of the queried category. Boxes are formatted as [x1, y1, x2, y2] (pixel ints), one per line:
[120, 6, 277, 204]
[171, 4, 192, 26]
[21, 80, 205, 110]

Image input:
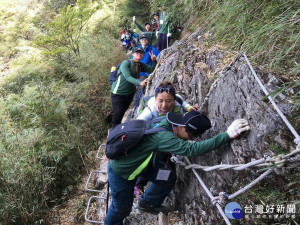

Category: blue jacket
[131, 44, 160, 76]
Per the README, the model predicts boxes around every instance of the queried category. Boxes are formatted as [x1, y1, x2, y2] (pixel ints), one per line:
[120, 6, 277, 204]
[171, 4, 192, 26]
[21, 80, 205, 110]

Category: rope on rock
[184, 157, 232, 225]
[171, 156, 267, 171]
[243, 52, 300, 145]
[171, 148, 300, 172]
[211, 169, 273, 206]
[228, 169, 273, 200]
[180, 149, 297, 220]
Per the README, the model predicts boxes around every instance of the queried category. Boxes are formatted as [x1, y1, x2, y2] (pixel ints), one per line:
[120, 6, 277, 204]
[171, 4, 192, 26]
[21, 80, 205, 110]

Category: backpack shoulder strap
[145, 117, 165, 126]
[119, 59, 131, 74]
[144, 126, 169, 134]
[175, 94, 183, 106]
[117, 59, 130, 75]
[144, 117, 170, 134]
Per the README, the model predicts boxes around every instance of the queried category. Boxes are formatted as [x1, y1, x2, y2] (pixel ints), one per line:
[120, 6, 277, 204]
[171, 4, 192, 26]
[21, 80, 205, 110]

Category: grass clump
[150, 0, 299, 117]
[0, 0, 127, 224]
[154, 0, 299, 78]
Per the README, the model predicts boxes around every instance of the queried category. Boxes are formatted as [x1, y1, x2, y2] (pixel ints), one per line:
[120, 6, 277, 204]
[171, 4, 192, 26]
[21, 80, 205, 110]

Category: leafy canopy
[35, 0, 102, 57]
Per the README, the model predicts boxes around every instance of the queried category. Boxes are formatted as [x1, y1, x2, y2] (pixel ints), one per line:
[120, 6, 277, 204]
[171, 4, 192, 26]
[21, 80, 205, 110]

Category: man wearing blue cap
[104, 111, 250, 224]
[131, 35, 160, 79]
[111, 48, 157, 127]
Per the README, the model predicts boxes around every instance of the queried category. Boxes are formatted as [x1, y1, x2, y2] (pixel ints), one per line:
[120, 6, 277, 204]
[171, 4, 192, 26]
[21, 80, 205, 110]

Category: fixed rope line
[227, 169, 273, 200]
[243, 52, 300, 145]
[184, 157, 232, 225]
[212, 169, 274, 205]
[282, 146, 300, 159]
[172, 156, 267, 171]
[172, 147, 300, 172]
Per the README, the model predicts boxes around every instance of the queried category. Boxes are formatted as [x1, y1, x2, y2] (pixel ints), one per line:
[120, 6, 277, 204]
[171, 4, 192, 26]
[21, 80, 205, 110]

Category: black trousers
[158, 33, 168, 51]
[111, 93, 134, 127]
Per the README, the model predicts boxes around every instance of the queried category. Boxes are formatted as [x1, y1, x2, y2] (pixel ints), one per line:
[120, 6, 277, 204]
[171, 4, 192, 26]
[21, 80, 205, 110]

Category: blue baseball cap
[133, 47, 145, 53]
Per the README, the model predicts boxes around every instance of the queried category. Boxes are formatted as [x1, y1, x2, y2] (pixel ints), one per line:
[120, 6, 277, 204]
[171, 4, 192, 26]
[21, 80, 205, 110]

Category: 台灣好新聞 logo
[225, 202, 243, 219]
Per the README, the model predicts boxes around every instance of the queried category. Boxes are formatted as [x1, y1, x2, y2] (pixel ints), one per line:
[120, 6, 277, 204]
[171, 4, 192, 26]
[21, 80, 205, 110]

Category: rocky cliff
[90, 27, 299, 225]
[137, 27, 299, 224]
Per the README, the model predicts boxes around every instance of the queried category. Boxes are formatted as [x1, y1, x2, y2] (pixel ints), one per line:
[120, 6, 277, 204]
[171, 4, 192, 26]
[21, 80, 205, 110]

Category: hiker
[157, 4, 172, 51]
[133, 81, 198, 197]
[137, 81, 199, 121]
[131, 35, 160, 79]
[110, 47, 157, 127]
[104, 111, 250, 224]
[152, 12, 159, 32]
[121, 30, 132, 51]
[120, 28, 125, 36]
[133, 16, 156, 45]
[130, 32, 139, 49]
[129, 35, 160, 109]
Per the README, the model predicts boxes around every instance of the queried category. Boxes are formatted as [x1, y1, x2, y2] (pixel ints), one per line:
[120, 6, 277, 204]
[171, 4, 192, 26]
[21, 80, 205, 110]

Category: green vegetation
[153, 0, 299, 78]
[149, 0, 300, 115]
[0, 0, 126, 224]
[118, 0, 151, 28]
[35, 0, 101, 57]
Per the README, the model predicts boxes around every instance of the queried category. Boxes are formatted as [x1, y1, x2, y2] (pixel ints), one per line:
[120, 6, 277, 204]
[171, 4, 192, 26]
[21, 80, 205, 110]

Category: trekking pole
[132, 87, 144, 119]
[167, 35, 169, 48]
[106, 181, 109, 214]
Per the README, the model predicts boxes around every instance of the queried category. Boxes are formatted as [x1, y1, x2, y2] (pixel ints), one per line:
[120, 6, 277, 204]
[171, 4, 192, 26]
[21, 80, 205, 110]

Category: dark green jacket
[111, 59, 156, 95]
[158, 11, 171, 34]
[135, 21, 156, 41]
[109, 119, 230, 180]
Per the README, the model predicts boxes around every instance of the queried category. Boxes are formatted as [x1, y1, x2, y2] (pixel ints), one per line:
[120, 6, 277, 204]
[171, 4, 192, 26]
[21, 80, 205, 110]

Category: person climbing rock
[104, 111, 250, 224]
[134, 81, 199, 198]
[137, 81, 199, 121]
[110, 48, 157, 127]
[133, 16, 157, 45]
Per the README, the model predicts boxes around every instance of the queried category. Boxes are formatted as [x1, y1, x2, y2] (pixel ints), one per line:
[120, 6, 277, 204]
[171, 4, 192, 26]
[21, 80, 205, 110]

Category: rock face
[139, 27, 298, 224]
[93, 27, 298, 224]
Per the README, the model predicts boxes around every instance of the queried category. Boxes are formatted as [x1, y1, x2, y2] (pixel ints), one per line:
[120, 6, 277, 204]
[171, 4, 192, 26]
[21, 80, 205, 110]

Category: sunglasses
[155, 86, 175, 94]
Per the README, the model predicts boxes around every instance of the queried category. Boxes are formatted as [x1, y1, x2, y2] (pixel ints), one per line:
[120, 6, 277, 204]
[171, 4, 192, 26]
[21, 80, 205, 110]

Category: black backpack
[105, 118, 169, 159]
[109, 59, 130, 85]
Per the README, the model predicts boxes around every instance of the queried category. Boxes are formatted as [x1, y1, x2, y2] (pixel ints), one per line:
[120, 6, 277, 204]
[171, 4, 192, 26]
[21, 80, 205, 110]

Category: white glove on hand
[156, 31, 158, 37]
[227, 119, 250, 139]
[133, 16, 136, 23]
[167, 32, 172, 37]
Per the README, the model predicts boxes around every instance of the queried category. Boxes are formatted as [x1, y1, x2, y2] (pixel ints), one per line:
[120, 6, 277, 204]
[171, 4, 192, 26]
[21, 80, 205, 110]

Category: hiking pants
[104, 161, 177, 225]
[111, 93, 134, 127]
[158, 33, 167, 51]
